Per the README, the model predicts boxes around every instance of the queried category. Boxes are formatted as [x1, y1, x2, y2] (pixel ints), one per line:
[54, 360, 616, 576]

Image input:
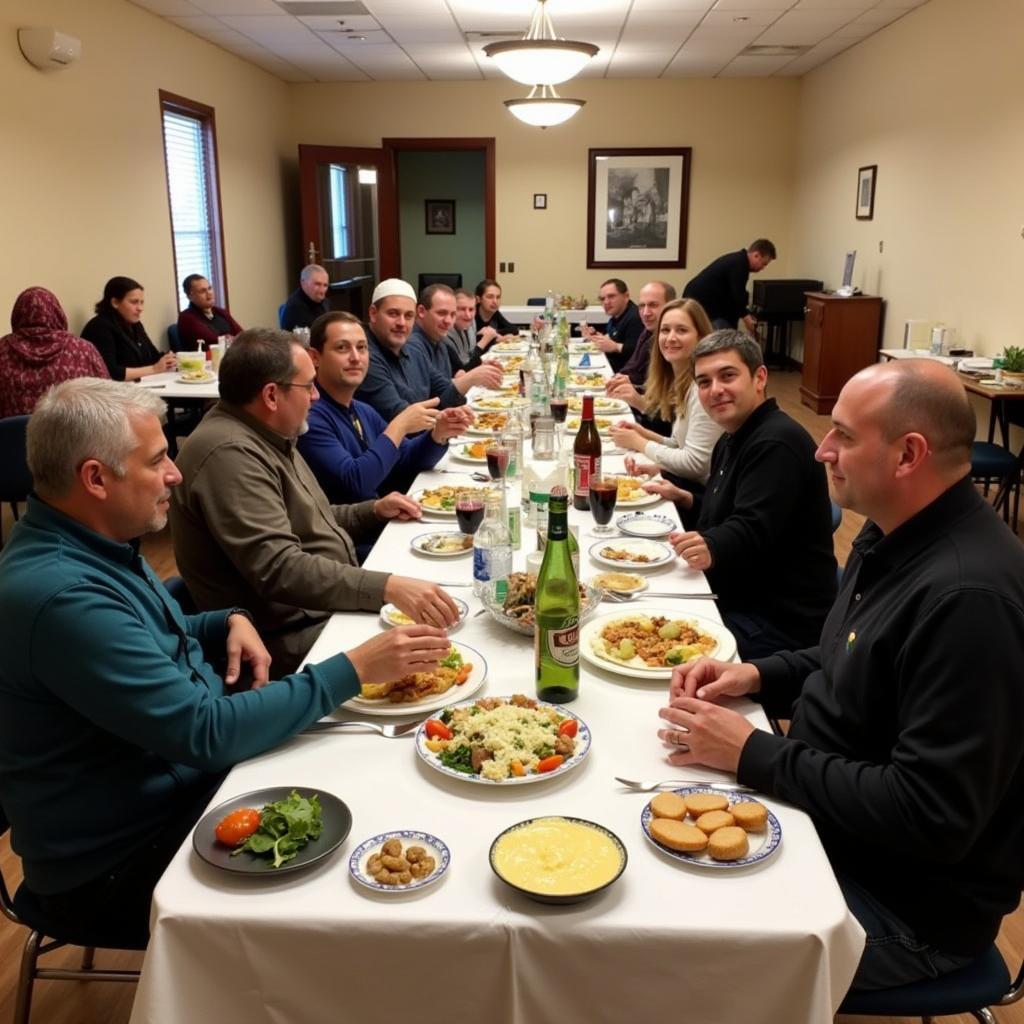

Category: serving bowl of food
[489, 815, 627, 904]
[482, 571, 602, 636]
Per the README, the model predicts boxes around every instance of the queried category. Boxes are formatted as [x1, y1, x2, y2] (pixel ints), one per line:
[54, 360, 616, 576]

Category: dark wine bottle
[572, 393, 602, 511]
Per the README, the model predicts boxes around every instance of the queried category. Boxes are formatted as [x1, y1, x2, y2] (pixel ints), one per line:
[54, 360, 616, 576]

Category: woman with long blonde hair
[610, 299, 722, 521]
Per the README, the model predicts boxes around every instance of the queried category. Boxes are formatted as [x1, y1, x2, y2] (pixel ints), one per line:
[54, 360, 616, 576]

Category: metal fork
[301, 719, 421, 737]
[615, 775, 754, 793]
[603, 591, 718, 602]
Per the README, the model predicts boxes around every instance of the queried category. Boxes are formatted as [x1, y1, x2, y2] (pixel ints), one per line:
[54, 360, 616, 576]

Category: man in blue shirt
[355, 279, 473, 421]
[299, 311, 471, 503]
[408, 284, 503, 393]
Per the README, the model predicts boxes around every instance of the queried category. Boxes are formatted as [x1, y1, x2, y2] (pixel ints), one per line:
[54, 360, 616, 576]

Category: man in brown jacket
[170, 328, 460, 673]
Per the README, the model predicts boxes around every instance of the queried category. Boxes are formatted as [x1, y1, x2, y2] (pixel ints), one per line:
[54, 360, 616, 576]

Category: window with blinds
[159, 92, 226, 312]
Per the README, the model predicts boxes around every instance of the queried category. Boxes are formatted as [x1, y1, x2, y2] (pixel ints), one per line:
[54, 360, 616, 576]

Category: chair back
[526, 297, 545, 306]
[0, 415, 32, 506]
[830, 500, 842, 533]
[417, 273, 462, 297]
[277, 302, 287, 328]
[0, 801, 17, 924]
[167, 323, 184, 353]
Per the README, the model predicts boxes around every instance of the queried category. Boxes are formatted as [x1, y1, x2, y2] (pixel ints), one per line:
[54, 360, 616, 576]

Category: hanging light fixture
[483, 0, 598, 86]
[504, 84, 584, 128]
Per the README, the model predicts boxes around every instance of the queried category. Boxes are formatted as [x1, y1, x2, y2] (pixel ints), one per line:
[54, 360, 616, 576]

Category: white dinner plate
[613, 489, 663, 509]
[349, 830, 450, 894]
[380, 598, 468, 630]
[616, 512, 677, 538]
[588, 538, 674, 570]
[641, 789, 782, 870]
[409, 530, 473, 555]
[415, 697, 591, 786]
[413, 486, 489, 517]
[466, 419, 509, 436]
[580, 609, 736, 679]
[567, 396, 630, 415]
[491, 342, 527, 354]
[567, 378, 608, 392]
[470, 396, 517, 412]
[587, 571, 649, 595]
[176, 372, 216, 384]
[342, 641, 487, 717]
[450, 442, 492, 464]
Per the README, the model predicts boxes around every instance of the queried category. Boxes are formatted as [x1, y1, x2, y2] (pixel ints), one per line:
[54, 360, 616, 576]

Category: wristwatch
[227, 607, 254, 626]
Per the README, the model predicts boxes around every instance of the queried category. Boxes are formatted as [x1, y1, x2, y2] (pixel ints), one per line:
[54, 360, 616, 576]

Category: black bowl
[489, 815, 627, 905]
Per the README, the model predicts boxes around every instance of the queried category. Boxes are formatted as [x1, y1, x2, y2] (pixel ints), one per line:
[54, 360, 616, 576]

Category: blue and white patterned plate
[616, 512, 676, 539]
[640, 788, 782, 870]
[415, 697, 592, 786]
[349, 830, 450, 893]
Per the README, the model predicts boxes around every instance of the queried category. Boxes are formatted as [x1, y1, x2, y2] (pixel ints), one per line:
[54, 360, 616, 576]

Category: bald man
[658, 359, 1024, 993]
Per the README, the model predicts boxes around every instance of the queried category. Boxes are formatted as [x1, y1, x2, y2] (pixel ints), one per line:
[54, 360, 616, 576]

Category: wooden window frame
[158, 90, 229, 309]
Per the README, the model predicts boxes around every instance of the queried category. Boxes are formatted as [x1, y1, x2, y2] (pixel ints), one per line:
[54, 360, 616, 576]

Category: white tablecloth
[138, 369, 220, 400]
[130, 384, 864, 1024]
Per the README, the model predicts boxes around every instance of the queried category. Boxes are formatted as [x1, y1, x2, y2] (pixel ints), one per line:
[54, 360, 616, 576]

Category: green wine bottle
[534, 485, 580, 703]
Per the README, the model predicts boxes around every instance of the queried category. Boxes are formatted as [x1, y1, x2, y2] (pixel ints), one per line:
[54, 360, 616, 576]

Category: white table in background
[502, 305, 604, 326]
[137, 370, 220, 400]
[132, 421, 864, 1024]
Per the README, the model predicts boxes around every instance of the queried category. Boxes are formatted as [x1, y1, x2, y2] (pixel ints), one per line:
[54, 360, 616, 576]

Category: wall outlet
[878, 240, 884, 253]
[508, 262, 515, 273]
[499, 261, 506, 272]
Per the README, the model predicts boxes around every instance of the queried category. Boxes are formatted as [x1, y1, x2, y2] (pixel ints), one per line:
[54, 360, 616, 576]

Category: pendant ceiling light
[484, 0, 598, 86]
[504, 84, 584, 128]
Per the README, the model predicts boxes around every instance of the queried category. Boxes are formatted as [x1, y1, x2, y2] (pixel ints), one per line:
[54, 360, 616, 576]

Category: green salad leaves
[231, 790, 323, 868]
[439, 648, 464, 670]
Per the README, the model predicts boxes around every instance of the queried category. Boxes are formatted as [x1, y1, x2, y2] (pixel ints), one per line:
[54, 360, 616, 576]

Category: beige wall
[0, 0, 292, 345]
[792, 0, 1024, 355]
[287, 78, 800, 304]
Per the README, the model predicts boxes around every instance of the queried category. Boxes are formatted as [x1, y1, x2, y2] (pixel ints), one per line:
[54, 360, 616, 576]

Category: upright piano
[750, 278, 823, 365]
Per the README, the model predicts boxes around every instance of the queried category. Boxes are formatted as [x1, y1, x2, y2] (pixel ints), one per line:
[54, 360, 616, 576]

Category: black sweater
[81, 311, 161, 382]
[683, 249, 750, 324]
[743, 477, 1024, 956]
[699, 398, 836, 647]
[603, 301, 643, 373]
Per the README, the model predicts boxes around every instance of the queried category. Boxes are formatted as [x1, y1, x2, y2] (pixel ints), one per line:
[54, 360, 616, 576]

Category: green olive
[617, 639, 636, 660]
[658, 621, 681, 640]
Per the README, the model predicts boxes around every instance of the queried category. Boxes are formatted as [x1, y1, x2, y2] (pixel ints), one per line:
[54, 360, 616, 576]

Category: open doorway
[384, 137, 494, 298]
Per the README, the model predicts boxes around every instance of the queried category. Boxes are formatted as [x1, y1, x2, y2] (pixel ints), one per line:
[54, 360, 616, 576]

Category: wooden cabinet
[800, 292, 883, 414]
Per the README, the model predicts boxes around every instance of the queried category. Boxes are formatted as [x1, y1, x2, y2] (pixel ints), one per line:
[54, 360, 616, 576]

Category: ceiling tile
[189, 0, 283, 13]
[631, 0, 716, 10]
[792, 0, 872, 7]
[129, 0, 205, 15]
[755, 9, 860, 43]
[711, 0, 791, 9]
[719, 52, 793, 73]
[295, 14, 380, 29]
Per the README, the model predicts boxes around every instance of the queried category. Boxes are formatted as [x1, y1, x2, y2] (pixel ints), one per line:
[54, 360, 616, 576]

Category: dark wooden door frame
[298, 143, 396, 275]
[381, 137, 496, 281]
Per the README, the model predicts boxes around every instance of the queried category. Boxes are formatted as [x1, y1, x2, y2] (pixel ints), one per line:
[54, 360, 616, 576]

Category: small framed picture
[425, 199, 455, 235]
[533, 193, 547, 210]
[856, 165, 877, 220]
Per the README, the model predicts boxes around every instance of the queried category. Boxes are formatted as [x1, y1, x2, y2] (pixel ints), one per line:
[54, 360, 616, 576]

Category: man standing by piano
[683, 239, 776, 332]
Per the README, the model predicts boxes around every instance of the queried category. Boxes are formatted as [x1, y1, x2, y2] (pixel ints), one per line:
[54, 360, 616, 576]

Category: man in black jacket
[582, 278, 644, 373]
[683, 239, 775, 331]
[667, 330, 836, 657]
[659, 358, 1024, 992]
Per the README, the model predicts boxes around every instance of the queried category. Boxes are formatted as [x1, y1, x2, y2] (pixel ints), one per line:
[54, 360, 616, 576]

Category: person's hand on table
[347, 624, 452, 683]
[383, 577, 461, 629]
[605, 372, 628, 393]
[431, 407, 471, 443]
[477, 325, 498, 351]
[644, 480, 693, 508]
[153, 352, 177, 374]
[606, 379, 644, 409]
[624, 455, 660, 478]
[373, 492, 422, 522]
[657, 698, 756, 773]
[225, 612, 272, 689]
[610, 420, 647, 452]
[593, 334, 622, 355]
[669, 529, 712, 568]
[669, 658, 761, 702]
[530, 316, 544, 333]
[463, 362, 504, 391]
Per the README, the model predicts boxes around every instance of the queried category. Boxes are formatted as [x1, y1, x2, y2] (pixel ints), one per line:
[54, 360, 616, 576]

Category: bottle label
[573, 454, 601, 497]
[545, 620, 579, 666]
[475, 545, 513, 584]
[507, 506, 522, 549]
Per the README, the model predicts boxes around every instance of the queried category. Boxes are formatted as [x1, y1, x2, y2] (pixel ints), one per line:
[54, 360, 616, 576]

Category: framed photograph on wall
[587, 147, 691, 268]
[856, 165, 877, 220]
[425, 199, 455, 235]
[533, 193, 547, 209]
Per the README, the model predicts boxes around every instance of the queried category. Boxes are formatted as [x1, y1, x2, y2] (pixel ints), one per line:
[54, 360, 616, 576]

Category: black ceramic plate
[193, 786, 352, 875]
[489, 815, 627, 904]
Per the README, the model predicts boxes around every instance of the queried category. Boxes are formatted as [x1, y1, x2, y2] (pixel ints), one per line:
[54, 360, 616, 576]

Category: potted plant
[1002, 346, 1024, 381]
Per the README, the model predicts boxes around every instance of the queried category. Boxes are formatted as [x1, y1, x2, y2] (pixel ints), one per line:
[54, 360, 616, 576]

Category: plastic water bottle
[473, 490, 512, 600]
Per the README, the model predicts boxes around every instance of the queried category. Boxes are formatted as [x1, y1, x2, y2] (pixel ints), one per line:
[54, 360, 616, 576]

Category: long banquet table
[130, 375, 864, 1024]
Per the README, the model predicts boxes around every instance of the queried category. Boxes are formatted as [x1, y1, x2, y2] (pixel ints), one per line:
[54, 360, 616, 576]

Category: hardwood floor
[1, 370, 1021, 1024]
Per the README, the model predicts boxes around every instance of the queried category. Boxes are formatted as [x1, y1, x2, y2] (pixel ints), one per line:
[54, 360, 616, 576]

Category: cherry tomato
[557, 719, 578, 738]
[425, 719, 453, 741]
[215, 807, 261, 847]
[535, 755, 565, 774]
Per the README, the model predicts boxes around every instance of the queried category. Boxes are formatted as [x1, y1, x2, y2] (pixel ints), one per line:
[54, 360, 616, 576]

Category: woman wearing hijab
[0, 287, 110, 418]
[81, 276, 176, 381]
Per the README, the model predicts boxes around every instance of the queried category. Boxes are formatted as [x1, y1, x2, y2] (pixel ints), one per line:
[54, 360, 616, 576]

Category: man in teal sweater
[0, 378, 449, 945]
